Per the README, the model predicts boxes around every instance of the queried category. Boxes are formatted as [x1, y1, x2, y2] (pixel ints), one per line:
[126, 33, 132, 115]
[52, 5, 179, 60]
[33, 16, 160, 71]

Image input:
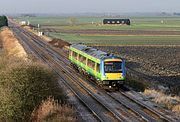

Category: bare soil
[95, 46, 180, 95]
[48, 38, 71, 48]
[42, 28, 180, 35]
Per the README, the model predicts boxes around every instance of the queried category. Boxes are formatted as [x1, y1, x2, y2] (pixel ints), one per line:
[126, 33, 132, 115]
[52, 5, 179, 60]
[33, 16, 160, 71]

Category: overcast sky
[0, 0, 180, 14]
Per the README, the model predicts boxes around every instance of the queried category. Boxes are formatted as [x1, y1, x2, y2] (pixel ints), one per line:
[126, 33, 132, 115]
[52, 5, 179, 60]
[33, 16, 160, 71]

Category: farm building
[103, 19, 130, 25]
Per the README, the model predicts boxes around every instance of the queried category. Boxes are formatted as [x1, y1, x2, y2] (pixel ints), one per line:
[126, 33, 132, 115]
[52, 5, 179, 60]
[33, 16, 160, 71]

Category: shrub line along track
[10, 21, 177, 122]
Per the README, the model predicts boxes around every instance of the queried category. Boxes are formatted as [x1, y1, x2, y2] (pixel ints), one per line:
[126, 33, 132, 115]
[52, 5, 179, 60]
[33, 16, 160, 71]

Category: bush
[0, 56, 66, 121]
[31, 97, 77, 122]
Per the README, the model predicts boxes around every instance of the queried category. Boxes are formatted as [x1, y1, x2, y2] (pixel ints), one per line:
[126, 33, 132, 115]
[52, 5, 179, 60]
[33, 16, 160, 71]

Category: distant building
[20, 21, 27, 26]
[103, 19, 130, 25]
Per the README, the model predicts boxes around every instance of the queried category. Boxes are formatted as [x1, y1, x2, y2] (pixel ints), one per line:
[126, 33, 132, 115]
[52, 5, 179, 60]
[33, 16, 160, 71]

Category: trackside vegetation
[0, 16, 8, 28]
[0, 53, 76, 122]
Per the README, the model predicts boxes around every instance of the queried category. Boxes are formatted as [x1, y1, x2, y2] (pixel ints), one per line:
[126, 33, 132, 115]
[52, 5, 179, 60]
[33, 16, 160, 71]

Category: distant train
[69, 44, 126, 89]
[103, 19, 130, 25]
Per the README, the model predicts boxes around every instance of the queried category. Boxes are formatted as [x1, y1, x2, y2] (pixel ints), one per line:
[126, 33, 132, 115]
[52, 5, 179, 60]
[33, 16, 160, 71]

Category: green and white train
[69, 44, 126, 89]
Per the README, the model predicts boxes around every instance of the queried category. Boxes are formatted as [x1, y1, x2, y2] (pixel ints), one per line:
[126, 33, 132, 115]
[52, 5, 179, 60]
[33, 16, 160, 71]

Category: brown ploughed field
[95, 46, 180, 95]
[42, 28, 180, 35]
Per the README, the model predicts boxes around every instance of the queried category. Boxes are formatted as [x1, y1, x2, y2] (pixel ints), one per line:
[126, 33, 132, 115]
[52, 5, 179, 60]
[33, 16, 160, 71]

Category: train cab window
[107, 21, 110, 23]
[96, 63, 100, 73]
[104, 61, 122, 73]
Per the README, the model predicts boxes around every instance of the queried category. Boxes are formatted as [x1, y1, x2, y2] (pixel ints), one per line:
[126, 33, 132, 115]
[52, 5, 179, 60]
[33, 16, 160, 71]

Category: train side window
[72, 51, 75, 57]
[87, 59, 91, 67]
[71, 51, 73, 56]
[72, 52, 77, 59]
[79, 54, 86, 64]
[83, 56, 86, 64]
[87, 59, 95, 70]
[76, 54, 79, 60]
[69, 50, 72, 56]
[79, 54, 83, 62]
[96, 63, 100, 73]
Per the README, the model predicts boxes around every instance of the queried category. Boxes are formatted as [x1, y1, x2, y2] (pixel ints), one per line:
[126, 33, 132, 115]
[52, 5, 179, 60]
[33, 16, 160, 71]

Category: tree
[0, 16, 8, 28]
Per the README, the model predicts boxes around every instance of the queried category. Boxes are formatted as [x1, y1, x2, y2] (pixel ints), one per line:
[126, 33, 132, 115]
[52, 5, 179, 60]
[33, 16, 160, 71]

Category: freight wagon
[69, 44, 126, 89]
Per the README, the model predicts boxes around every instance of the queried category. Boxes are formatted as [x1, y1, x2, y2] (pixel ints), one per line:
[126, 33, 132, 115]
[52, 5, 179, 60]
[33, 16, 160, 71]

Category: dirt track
[42, 28, 180, 35]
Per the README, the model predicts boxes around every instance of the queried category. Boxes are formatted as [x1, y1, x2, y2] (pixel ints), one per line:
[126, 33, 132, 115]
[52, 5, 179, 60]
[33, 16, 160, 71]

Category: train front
[101, 56, 126, 89]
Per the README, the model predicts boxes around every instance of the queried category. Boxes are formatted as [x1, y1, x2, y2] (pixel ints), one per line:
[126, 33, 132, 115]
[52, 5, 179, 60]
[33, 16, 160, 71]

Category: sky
[0, 0, 180, 14]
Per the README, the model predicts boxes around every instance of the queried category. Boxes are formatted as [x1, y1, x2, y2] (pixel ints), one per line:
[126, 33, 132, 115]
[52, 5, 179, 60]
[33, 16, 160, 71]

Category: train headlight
[112, 83, 116, 86]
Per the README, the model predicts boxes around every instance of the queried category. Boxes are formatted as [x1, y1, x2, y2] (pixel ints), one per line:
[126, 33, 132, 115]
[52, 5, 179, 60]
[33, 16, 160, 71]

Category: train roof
[70, 44, 109, 59]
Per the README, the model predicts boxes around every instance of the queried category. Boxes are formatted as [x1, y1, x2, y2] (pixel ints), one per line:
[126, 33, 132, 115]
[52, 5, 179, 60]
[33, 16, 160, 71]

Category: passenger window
[79, 55, 83, 62]
[73, 52, 77, 59]
[76, 54, 79, 60]
[87, 59, 95, 70]
[82, 56, 86, 64]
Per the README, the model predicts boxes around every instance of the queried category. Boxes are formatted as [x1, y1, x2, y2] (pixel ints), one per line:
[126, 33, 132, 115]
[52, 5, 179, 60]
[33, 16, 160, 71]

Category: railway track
[9, 21, 178, 122]
[10, 23, 127, 122]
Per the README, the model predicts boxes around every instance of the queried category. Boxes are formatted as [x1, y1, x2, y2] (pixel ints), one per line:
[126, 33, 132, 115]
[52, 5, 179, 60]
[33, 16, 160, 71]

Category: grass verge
[144, 89, 180, 116]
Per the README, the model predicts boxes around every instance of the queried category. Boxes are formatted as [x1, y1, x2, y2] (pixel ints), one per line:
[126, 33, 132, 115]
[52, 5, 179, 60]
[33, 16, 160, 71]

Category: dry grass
[0, 27, 27, 59]
[144, 89, 180, 114]
[31, 97, 77, 122]
[172, 105, 180, 114]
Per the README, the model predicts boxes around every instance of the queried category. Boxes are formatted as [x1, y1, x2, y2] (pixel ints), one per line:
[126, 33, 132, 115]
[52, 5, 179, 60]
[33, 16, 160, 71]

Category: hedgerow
[0, 55, 66, 121]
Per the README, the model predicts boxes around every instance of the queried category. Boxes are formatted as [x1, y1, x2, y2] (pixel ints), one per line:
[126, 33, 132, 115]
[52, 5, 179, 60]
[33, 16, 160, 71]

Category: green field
[15, 16, 180, 30]
[15, 16, 180, 45]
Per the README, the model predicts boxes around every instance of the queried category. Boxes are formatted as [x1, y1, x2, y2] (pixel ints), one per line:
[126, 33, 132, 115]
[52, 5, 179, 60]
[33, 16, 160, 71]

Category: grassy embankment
[0, 28, 77, 122]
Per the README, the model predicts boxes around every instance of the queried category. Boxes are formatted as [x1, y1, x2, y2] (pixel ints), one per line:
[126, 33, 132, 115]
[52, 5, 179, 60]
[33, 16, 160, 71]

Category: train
[69, 44, 126, 89]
